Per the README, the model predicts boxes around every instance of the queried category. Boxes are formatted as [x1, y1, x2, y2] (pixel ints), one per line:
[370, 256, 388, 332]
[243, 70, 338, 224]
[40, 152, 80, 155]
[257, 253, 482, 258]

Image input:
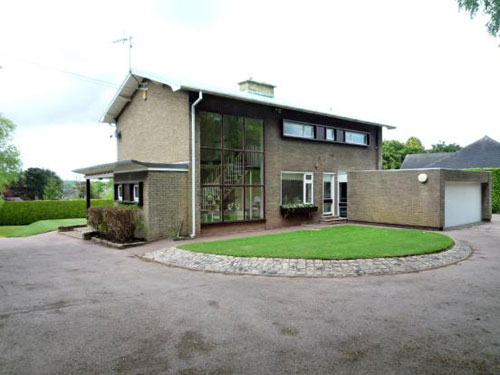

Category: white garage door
[445, 182, 482, 228]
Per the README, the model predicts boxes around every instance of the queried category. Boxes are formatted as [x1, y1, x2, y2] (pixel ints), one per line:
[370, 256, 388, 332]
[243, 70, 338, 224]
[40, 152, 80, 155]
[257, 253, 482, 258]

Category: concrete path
[0, 217, 499, 374]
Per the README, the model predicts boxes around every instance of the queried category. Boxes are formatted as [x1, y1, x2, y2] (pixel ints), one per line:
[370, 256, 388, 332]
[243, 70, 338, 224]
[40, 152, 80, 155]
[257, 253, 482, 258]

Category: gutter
[190, 91, 203, 237]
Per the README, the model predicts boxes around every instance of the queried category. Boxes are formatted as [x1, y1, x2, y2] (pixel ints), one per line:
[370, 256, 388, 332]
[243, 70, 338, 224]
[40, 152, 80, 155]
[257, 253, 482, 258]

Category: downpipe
[190, 91, 203, 238]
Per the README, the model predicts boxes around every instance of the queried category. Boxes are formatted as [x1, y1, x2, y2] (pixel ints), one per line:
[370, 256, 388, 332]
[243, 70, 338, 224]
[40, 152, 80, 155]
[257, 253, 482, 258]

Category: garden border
[141, 240, 472, 277]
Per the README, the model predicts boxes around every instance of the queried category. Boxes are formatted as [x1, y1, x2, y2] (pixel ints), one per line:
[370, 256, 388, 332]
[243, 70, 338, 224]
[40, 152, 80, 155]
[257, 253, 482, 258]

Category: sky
[0, 0, 499, 180]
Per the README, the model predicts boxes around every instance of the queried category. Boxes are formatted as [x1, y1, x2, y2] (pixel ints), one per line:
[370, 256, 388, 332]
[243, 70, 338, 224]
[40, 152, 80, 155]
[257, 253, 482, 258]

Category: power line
[0, 54, 121, 89]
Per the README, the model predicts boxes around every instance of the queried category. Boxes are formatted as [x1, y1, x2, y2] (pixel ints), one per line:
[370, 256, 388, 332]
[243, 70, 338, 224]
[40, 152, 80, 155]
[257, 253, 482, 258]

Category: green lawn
[179, 225, 454, 259]
[0, 218, 86, 238]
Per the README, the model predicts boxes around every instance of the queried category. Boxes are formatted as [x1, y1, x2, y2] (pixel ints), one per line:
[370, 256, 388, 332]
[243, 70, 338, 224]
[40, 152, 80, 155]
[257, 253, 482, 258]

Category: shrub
[468, 168, 500, 213]
[88, 206, 140, 243]
[0, 199, 113, 225]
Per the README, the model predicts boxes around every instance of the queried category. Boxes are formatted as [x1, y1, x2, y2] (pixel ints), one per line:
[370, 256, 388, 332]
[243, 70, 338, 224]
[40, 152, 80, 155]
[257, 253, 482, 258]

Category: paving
[0, 217, 499, 374]
[143, 239, 471, 277]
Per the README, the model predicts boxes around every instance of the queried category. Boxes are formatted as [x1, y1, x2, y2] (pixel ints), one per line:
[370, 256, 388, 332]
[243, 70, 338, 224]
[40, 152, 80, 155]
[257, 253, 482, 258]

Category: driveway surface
[1, 218, 499, 374]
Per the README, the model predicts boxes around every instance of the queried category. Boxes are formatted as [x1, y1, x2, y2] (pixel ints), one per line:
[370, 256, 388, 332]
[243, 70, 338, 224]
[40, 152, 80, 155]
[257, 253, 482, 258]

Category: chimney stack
[238, 78, 275, 98]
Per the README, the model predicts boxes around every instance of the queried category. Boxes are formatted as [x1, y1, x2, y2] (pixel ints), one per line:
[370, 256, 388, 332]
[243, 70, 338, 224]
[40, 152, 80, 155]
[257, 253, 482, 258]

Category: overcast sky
[1, 0, 499, 180]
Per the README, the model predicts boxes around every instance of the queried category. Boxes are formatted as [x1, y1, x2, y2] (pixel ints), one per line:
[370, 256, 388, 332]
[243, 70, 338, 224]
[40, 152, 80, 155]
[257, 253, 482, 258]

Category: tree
[9, 168, 63, 200]
[383, 137, 425, 170]
[382, 140, 407, 169]
[405, 137, 425, 155]
[457, 0, 500, 37]
[43, 178, 63, 200]
[429, 141, 462, 153]
[0, 115, 22, 195]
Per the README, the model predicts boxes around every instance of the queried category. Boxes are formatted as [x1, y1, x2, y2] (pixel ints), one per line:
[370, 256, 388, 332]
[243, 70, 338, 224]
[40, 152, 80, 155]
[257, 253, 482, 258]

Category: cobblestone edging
[141, 240, 472, 278]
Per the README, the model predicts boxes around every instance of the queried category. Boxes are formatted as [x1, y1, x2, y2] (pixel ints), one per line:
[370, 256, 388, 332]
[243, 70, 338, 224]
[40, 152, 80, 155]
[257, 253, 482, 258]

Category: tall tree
[383, 137, 427, 170]
[10, 168, 63, 200]
[429, 141, 462, 153]
[382, 140, 407, 170]
[457, 0, 500, 37]
[0, 115, 22, 196]
[405, 137, 425, 154]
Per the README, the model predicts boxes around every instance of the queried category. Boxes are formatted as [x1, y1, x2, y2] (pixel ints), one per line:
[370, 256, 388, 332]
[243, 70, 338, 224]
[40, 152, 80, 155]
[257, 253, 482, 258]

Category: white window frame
[322, 173, 335, 214]
[283, 120, 315, 139]
[133, 184, 139, 202]
[280, 171, 314, 205]
[117, 184, 123, 201]
[345, 131, 368, 146]
[325, 128, 335, 141]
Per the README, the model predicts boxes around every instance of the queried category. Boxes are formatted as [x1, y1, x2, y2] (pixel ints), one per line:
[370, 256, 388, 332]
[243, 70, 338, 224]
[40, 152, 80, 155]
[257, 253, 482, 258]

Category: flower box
[280, 203, 318, 218]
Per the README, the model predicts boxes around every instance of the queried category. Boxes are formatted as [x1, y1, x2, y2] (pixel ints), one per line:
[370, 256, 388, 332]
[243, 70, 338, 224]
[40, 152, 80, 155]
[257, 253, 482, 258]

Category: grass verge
[0, 218, 86, 238]
[179, 225, 454, 259]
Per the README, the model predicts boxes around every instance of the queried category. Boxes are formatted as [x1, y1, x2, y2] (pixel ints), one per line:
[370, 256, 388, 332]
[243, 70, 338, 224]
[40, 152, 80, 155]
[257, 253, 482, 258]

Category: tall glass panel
[245, 187, 264, 220]
[244, 153, 263, 185]
[200, 149, 221, 185]
[223, 115, 244, 150]
[245, 118, 263, 152]
[222, 187, 244, 221]
[223, 151, 244, 185]
[201, 187, 221, 223]
[200, 112, 222, 148]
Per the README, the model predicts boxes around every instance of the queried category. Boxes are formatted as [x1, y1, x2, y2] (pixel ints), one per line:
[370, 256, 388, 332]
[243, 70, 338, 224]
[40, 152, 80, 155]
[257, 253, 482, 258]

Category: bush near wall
[0, 199, 113, 225]
[87, 206, 140, 243]
[468, 168, 500, 213]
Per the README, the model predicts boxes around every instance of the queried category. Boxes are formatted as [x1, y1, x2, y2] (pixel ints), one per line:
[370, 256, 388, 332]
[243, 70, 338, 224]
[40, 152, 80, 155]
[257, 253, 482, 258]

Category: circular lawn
[179, 225, 454, 260]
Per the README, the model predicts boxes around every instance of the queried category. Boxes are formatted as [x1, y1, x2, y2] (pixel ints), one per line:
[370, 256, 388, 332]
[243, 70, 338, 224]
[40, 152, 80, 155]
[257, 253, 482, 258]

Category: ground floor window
[281, 172, 314, 204]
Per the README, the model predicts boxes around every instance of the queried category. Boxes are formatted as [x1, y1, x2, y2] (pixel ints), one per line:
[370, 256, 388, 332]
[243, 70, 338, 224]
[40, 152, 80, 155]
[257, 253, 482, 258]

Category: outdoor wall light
[418, 173, 428, 183]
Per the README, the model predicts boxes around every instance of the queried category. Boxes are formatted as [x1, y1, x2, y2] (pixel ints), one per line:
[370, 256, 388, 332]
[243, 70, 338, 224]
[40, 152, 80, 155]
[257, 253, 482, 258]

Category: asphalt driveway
[1, 218, 499, 374]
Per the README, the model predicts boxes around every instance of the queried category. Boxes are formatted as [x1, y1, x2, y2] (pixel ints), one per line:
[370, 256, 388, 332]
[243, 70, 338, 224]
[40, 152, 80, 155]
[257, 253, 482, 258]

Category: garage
[347, 169, 491, 230]
[444, 182, 482, 228]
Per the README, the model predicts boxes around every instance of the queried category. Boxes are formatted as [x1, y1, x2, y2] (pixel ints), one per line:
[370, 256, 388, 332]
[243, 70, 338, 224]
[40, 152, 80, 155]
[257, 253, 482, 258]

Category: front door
[323, 174, 334, 215]
[338, 173, 348, 218]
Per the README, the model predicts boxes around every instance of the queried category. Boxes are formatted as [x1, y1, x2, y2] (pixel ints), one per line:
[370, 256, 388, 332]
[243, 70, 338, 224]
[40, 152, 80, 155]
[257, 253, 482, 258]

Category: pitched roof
[401, 136, 500, 169]
[102, 69, 397, 130]
[400, 153, 450, 169]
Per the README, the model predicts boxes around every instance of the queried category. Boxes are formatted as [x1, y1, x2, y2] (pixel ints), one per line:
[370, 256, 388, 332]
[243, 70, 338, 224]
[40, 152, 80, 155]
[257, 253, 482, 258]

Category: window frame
[133, 184, 139, 202]
[325, 128, 335, 141]
[280, 171, 315, 205]
[117, 184, 123, 201]
[282, 120, 315, 140]
[345, 130, 369, 146]
[200, 111, 265, 225]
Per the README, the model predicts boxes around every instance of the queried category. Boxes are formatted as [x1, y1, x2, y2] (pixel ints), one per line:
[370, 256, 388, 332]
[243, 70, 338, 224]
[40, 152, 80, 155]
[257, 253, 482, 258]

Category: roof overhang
[73, 160, 189, 179]
[101, 69, 397, 130]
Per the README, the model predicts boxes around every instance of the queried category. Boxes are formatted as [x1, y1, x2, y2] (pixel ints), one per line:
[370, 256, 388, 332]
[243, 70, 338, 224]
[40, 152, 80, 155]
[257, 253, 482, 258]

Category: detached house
[75, 70, 491, 240]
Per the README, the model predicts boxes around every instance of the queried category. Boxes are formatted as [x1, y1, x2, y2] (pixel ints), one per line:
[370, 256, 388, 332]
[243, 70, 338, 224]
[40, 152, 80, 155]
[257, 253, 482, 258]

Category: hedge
[468, 168, 500, 213]
[0, 199, 114, 225]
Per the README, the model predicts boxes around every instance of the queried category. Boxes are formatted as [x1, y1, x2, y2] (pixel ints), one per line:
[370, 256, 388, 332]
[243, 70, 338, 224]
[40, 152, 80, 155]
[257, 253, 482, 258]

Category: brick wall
[117, 82, 190, 164]
[348, 169, 491, 229]
[144, 171, 189, 241]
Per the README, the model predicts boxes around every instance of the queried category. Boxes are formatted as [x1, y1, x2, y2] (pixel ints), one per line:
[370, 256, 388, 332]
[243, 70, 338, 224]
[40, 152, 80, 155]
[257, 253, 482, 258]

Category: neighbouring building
[401, 136, 500, 170]
[74, 70, 492, 240]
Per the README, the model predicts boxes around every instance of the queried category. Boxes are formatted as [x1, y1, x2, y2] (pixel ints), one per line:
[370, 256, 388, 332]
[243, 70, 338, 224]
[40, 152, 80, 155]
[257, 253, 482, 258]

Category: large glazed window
[200, 111, 265, 224]
[281, 172, 314, 205]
